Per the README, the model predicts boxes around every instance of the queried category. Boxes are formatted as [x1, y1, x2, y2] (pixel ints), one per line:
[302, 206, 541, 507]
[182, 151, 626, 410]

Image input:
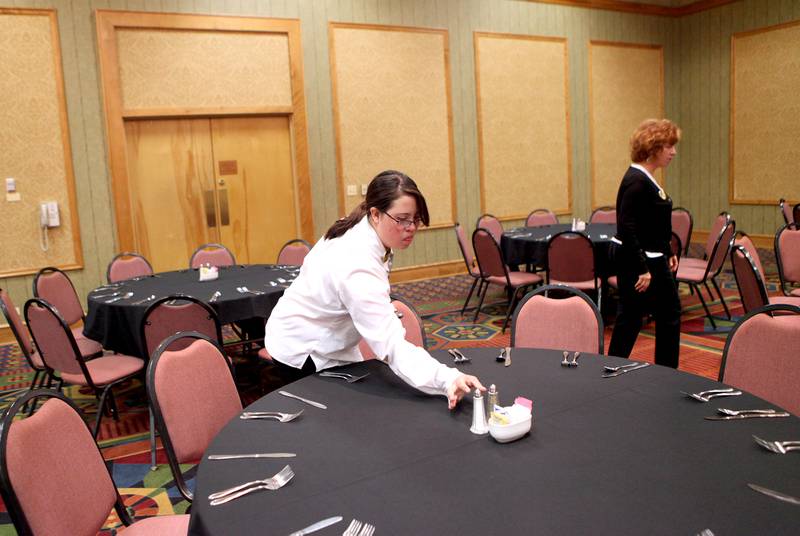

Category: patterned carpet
[0, 261, 785, 533]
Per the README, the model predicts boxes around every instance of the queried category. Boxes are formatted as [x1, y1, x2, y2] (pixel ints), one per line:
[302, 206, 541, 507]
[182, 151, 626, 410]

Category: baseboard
[692, 230, 773, 249]
[389, 260, 466, 284]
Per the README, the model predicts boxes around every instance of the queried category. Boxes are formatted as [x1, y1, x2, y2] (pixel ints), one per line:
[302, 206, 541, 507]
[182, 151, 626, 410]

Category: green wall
[1, 0, 796, 308]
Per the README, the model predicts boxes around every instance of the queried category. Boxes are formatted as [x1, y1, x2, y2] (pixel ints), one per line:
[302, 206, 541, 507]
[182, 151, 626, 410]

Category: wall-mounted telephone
[39, 201, 60, 251]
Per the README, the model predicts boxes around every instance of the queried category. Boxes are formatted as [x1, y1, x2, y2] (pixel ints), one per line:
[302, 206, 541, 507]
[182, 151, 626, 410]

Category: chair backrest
[511, 285, 603, 354]
[589, 206, 616, 224]
[24, 299, 85, 377]
[703, 212, 730, 259]
[670, 207, 693, 256]
[734, 231, 764, 276]
[359, 295, 428, 358]
[475, 213, 503, 243]
[32, 267, 84, 325]
[547, 231, 596, 284]
[147, 333, 242, 500]
[472, 228, 509, 283]
[189, 243, 236, 269]
[141, 295, 222, 359]
[454, 223, 479, 277]
[0, 289, 39, 369]
[277, 239, 312, 266]
[794, 203, 800, 226]
[775, 222, 800, 291]
[719, 304, 800, 416]
[106, 251, 153, 283]
[670, 232, 683, 261]
[730, 245, 769, 314]
[525, 209, 558, 227]
[779, 198, 792, 225]
[0, 390, 132, 536]
[704, 219, 736, 278]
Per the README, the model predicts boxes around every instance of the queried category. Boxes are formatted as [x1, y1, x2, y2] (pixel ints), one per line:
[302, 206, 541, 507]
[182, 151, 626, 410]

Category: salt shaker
[487, 384, 499, 416]
[470, 389, 489, 435]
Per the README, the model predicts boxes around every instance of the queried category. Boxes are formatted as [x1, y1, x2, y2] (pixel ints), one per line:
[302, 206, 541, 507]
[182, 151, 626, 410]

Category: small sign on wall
[218, 160, 238, 175]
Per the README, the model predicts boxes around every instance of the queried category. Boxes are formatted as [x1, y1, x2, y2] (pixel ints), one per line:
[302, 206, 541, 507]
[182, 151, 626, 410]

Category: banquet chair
[681, 212, 730, 268]
[546, 231, 602, 310]
[106, 251, 153, 283]
[0, 390, 189, 536]
[454, 223, 484, 315]
[141, 295, 224, 470]
[671, 207, 693, 256]
[730, 245, 800, 314]
[734, 231, 765, 276]
[525, 208, 558, 227]
[511, 285, 603, 354]
[779, 198, 793, 225]
[472, 228, 543, 332]
[32, 267, 103, 360]
[358, 295, 428, 359]
[277, 238, 312, 266]
[24, 299, 144, 438]
[475, 213, 504, 243]
[147, 332, 242, 502]
[189, 243, 236, 269]
[589, 206, 616, 224]
[794, 203, 800, 226]
[775, 222, 800, 297]
[676, 218, 736, 329]
[719, 304, 800, 416]
[0, 289, 51, 404]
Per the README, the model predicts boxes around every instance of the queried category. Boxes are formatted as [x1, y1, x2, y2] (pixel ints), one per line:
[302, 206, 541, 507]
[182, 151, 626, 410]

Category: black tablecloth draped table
[501, 223, 616, 275]
[189, 348, 800, 535]
[83, 264, 298, 357]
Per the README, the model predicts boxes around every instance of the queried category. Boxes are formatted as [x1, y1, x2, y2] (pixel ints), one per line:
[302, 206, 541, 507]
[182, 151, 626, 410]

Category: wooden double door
[124, 116, 299, 273]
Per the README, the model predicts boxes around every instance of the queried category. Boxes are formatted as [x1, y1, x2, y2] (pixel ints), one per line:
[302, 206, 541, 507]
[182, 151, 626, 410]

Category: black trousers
[270, 356, 317, 384]
[608, 254, 681, 368]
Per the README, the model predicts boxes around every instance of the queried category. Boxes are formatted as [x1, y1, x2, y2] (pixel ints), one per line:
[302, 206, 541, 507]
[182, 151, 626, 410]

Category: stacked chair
[0, 289, 51, 402]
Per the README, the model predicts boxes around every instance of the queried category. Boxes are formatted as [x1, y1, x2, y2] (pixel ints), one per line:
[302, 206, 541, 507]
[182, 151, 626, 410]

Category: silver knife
[288, 516, 343, 536]
[208, 453, 296, 460]
[504, 346, 512, 367]
[602, 362, 650, 378]
[748, 483, 800, 506]
[705, 412, 791, 420]
[279, 390, 327, 409]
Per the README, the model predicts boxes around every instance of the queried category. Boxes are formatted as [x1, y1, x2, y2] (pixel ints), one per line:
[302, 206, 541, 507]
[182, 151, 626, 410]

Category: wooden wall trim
[0, 8, 84, 278]
[95, 10, 314, 251]
[389, 260, 465, 284]
[328, 22, 457, 227]
[692, 229, 774, 250]
[523, 0, 740, 17]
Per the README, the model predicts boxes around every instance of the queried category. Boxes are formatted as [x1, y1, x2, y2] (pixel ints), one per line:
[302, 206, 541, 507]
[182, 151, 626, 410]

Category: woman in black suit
[608, 119, 682, 368]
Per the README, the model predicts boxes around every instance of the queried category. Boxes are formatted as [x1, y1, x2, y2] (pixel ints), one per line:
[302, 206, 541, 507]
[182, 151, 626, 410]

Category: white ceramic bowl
[488, 414, 532, 443]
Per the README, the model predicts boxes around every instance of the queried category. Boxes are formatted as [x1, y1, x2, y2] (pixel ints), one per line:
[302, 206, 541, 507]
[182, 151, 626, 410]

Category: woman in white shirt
[265, 170, 485, 409]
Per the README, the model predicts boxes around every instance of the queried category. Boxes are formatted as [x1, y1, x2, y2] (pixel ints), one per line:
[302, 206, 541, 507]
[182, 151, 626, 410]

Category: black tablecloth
[83, 264, 298, 357]
[189, 349, 800, 535]
[501, 223, 616, 275]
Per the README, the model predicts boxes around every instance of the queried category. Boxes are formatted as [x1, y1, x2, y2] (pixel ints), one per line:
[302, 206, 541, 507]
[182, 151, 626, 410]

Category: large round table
[501, 223, 616, 274]
[188, 348, 800, 535]
[83, 264, 298, 357]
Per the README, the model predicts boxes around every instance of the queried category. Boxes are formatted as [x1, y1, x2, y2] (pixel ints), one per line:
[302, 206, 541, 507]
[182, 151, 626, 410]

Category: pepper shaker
[487, 384, 499, 417]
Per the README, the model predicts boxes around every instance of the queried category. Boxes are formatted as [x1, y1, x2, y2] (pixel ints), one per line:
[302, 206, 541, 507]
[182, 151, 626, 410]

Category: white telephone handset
[39, 202, 60, 251]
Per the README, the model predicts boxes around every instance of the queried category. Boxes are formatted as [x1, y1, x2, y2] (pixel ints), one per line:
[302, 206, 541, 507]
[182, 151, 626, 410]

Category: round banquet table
[188, 349, 800, 535]
[83, 264, 298, 357]
[501, 223, 616, 274]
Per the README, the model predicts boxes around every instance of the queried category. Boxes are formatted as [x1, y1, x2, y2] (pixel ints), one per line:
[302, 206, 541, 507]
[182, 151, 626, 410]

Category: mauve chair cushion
[526, 211, 558, 227]
[1, 290, 35, 358]
[722, 313, 800, 416]
[679, 257, 707, 270]
[72, 327, 103, 357]
[257, 346, 274, 361]
[392, 300, 425, 348]
[791, 288, 800, 297]
[671, 211, 691, 249]
[154, 339, 242, 462]
[455, 225, 479, 277]
[477, 216, 503, 243]
[27, 303, 84, 375]
[60, 354, 144, 386]
[488, 272, 542, 287]
[778, 228, 800, 282]
[278, 244, 309, 266]
[514, 295, 599, 353]
[734, 236, 765, 276]
[548, 278, 601, 290]
[705, 215, 728, 257]
[191, 247, 234, 269]
[36, 271, 84, 325]
[589, 210, 616, 224]
[121, 514, 191, 535]
[768, 296, 800, 307]
[108, 256, 152, 283]
[607, 276, 618, 288]
[7, 398, 117, 536]
[676, 265, 707, 282]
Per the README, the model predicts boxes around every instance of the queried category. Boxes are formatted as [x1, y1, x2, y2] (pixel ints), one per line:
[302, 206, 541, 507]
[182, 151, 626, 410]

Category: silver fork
[318, 371, 370, 383]
[208, 465, 294, 505]
[131, 294, 156, 305]
[343, 520, 362, 536]
[718, 408, 776, 416]
[238, 286, 264, 295]
[239, 410, 304, 422]
[681, 390, 742, 402]
[358, 522, 375, 536]
[603, 362, 641, 372]
[753, 435, 800, 454]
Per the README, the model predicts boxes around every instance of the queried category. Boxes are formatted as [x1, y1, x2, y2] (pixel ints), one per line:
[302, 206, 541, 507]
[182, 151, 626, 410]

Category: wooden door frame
[95, 10, 313, 252]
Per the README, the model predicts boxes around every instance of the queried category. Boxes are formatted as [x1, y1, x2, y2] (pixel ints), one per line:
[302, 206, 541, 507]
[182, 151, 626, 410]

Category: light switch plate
[346, 184, 357, 196]
[6, 192, 20, 202]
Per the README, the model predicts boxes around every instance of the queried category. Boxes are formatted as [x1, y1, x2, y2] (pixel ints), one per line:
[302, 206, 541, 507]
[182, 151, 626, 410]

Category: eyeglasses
[382, 212, 423, 230]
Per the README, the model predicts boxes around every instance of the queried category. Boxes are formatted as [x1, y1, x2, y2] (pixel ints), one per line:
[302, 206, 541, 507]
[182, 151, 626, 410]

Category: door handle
[219, 189, 230, 226]
[203, 191, 216, 228]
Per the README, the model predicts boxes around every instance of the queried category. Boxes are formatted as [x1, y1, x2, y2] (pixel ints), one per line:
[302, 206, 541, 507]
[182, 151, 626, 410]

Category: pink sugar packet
[514, 396, 532, 412]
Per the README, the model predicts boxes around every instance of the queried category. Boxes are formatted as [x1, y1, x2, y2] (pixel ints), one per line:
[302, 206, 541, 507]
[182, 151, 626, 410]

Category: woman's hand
[668, 255, 679, 272]
[447, 374, 486, 410]
[635, 271, 652, 293]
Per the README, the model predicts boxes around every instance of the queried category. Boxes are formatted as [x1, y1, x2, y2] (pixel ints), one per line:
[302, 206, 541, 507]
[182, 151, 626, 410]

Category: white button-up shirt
[264, 216, 461, 397]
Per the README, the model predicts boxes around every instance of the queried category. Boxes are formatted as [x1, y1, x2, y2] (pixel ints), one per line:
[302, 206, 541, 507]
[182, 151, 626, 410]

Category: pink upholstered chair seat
[549, 277, 602, 290]
[607, 276, 618, 288]
[121, 514, 191, 534]
[679, 257, 706, 269]
[257, 347, 273, 361]
[675, 264, 707, 282]
[488, 272, 543, 287]
[769, 296, 800, 306]
[791, 288, 800, 297]
[60, 354, 144, 386]
[73, 329, 103, 356]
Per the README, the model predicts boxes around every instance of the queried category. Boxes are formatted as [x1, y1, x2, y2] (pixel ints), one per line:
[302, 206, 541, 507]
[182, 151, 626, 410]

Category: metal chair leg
[460, 277, 479, 315]
[711, 278, 731, 319]
[150, 408, 158, 471]
[694, 283, 717, 330]
[473, 281, 489, 323]
[93, 387, 112, 438]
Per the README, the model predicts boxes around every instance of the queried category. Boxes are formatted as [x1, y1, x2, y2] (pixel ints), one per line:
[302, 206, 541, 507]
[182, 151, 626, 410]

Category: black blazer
[613, 166, 673, 275]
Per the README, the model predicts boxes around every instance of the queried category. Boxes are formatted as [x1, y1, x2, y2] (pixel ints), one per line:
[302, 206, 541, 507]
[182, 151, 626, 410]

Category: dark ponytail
[325, 170, 430, 240]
